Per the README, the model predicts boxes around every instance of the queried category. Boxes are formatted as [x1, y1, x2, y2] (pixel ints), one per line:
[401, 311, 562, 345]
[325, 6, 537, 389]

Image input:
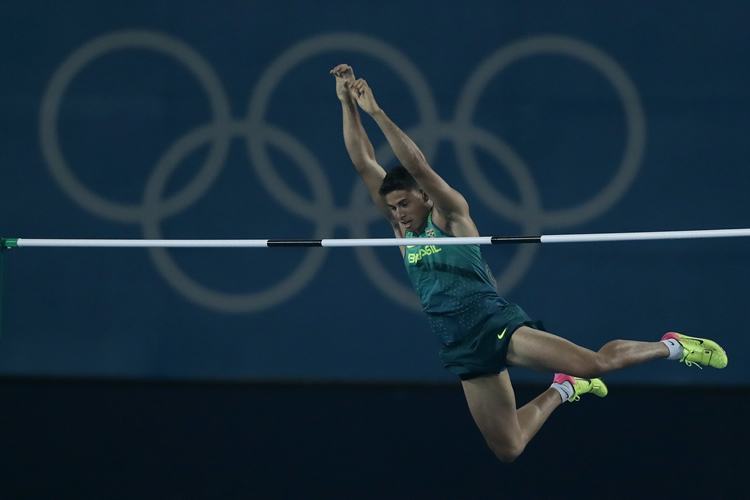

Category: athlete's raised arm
[330, 65, 401, 236]
[349, 78, 475, 236]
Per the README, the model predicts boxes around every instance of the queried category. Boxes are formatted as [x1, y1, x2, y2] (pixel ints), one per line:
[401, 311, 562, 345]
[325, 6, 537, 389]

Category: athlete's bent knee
[488, 439, 526, 463]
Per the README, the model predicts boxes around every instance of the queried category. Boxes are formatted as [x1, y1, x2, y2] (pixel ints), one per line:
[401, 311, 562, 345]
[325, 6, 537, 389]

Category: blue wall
[1, 1, 748, 383]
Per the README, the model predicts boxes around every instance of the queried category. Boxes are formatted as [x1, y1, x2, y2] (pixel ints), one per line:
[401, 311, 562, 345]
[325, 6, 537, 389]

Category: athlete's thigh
[461, 371, 522, 448]
[506, 326, 597, 373]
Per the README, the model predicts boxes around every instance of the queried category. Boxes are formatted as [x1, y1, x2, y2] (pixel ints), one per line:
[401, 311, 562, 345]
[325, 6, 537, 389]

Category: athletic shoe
[553, 373, 609, 402]
[661, 332, 728, 369]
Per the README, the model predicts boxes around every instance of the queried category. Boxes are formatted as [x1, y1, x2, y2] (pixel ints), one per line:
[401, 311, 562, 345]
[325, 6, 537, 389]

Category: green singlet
[403, 211, 540, 379]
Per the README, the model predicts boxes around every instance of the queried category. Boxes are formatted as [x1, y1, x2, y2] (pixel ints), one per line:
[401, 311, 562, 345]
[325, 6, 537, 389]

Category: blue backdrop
[1, 1, 748, 384]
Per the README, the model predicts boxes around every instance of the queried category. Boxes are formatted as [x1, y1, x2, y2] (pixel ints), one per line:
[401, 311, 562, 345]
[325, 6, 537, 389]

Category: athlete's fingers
[355, 79, 369, 93]
[332, 64, 351, 77]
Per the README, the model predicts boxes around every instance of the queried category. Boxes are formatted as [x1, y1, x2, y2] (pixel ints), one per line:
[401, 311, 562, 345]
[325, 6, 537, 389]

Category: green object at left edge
[1, 238, 18, 250]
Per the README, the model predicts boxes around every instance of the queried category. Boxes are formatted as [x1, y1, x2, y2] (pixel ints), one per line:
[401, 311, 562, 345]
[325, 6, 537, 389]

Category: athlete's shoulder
[432, 208, 479, 238]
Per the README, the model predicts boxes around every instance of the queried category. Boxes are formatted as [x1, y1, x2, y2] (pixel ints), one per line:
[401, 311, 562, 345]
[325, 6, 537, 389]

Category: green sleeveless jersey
[403, 211, 509, 345]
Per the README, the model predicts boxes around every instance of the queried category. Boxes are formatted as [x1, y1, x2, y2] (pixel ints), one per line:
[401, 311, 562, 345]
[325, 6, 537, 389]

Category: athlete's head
[379, 166, 432, 233]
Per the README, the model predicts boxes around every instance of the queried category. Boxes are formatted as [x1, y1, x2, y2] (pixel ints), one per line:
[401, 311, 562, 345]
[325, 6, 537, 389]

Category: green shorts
[438, 303, 543, 380]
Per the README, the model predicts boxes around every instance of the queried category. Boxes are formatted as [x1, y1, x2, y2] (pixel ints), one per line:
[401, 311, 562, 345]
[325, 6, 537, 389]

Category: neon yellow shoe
[553, 373, 608, 402]
[662, 332, 728, 369]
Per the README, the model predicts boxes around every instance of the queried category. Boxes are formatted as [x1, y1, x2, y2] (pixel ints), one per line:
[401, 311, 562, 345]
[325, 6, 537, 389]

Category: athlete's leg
[461, 370, 562, 463]
[506, 326, 669, 377]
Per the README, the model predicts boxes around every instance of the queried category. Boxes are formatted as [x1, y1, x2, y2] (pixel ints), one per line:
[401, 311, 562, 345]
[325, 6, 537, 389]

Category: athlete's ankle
[550, 381, 574, 403]
[661, 338, 684, 360]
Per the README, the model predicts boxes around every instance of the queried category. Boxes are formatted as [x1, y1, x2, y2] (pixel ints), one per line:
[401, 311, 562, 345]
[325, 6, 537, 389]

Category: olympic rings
[40, 31, 645, 313]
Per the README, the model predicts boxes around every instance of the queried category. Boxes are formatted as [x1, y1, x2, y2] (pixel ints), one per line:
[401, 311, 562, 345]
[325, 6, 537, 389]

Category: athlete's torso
[403, 211, 508, 344]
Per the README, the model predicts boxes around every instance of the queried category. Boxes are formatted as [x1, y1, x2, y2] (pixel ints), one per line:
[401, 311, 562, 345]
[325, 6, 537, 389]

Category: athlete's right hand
[350, 78, 381, 115]
[330, 64, 355, 102]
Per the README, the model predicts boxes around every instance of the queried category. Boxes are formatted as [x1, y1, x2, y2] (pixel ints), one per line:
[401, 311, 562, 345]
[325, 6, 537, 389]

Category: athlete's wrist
[340, 96, 357, 109]
[369, 107, 385, 119]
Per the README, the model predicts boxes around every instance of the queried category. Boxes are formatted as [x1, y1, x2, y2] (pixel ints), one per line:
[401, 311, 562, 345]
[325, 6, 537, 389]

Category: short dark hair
[378, 165, 419, 196]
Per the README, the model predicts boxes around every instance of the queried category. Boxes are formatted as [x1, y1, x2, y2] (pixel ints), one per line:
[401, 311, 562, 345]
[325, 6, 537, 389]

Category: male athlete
[330, 64, 728, 463]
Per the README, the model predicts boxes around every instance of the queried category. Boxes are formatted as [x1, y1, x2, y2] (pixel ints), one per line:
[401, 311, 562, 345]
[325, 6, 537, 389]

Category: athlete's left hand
[330, 64, 356, 102]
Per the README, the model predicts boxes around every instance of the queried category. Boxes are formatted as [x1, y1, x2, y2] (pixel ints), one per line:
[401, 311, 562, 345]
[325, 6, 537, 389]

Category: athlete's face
[383, 189, 432, 233]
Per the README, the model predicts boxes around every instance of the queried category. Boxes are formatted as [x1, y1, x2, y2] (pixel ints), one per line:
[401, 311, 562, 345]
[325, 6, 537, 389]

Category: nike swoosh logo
[497, 328, 508, 340]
